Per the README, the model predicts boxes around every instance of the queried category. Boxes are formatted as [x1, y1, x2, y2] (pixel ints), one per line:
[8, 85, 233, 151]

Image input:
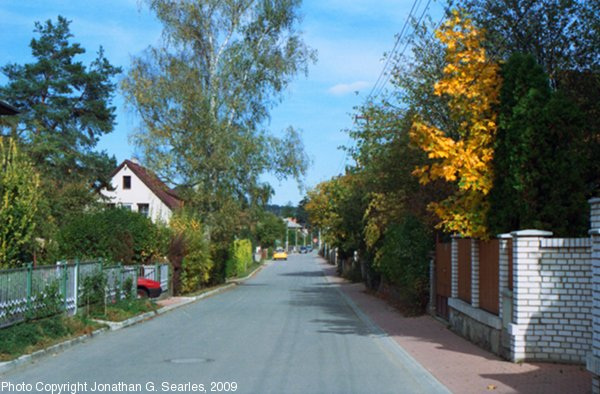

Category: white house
[100, 159, 183, 224]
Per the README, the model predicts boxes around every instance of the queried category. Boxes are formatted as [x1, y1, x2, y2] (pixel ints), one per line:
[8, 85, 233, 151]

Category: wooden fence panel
[435, 241, 451, 319]
[457, 239, 472, 304]
[479, 239, 499, 315]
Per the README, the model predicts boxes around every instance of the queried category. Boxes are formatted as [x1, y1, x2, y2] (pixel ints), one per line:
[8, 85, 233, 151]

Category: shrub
[169, 210, 213, 294]
[374, 214, 432, 314]
[225, 239, 252, 278]
[58, 208, 169, 264]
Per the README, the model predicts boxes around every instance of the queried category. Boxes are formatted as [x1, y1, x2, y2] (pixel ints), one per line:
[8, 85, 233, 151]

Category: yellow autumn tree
[410, 9, 500, 238]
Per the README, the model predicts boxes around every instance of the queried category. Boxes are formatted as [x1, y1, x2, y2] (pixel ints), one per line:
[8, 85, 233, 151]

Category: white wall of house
[100, 164, 172, 224]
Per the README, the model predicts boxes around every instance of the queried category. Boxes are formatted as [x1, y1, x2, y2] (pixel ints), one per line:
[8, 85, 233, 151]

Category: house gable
[101, 160, 183, 224]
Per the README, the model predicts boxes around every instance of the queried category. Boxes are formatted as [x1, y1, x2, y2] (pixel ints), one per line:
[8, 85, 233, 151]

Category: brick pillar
[508, 229, 552, 362]
[451, 235, 459, 299]
[471, 240, 480, 308]
[587, 198, 600, 393]
[497, 233, 512, 323]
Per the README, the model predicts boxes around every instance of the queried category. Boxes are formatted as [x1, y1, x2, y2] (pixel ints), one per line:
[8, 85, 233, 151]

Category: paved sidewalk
[318, 258, 591, 394]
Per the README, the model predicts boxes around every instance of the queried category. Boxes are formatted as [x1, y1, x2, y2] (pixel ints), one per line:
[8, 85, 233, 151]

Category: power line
[371, 0, 433, 101]
[366, 0, 422, 102]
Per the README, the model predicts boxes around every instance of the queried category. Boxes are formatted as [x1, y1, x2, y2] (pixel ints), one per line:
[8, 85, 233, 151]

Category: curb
[0, 327, 107, 375]
[0, 262, 267, 375]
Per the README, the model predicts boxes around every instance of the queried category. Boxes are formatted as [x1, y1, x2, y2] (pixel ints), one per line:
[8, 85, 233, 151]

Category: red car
[137, 277, 162, 298]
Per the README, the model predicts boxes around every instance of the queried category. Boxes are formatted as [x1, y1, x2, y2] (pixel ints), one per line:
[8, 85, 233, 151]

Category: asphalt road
[1, 253, 448, 394]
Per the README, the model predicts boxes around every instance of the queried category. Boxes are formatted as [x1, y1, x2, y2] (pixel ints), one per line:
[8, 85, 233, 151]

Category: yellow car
[273, 247, 288, 261]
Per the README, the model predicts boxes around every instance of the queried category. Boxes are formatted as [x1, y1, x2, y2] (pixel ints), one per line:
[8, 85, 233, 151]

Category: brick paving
[319, 259, 591, 394]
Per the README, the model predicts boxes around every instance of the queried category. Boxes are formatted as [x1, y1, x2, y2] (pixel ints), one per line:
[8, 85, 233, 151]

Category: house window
[107, 203, 116, 208]
[121, 203, 132, 211]
[138, 203, 149, 217]
[123, 176, 131, 189]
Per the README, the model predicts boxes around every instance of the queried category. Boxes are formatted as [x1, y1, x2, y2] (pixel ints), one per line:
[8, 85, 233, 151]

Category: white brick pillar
[587, 198, 600, 393]
[451, 235, 459, 298]
[471, 240, 480, 308]
[497, 233, 512, 322]
[508, 229, 552, 362]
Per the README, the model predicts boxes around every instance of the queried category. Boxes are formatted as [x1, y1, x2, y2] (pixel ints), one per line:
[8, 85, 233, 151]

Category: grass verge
[0, 315, 104, 362]
[86, 298, 157, 322]
[234, 261, 263, 279]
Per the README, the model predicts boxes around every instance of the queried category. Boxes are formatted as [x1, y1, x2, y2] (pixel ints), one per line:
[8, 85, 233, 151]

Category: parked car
[273, 247, 288, 261]
[137, 277, 162, 298]
[300, 246, 308, 254]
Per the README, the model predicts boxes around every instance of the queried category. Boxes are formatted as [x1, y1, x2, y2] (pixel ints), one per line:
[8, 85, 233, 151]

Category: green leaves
[124, 0, 314, 252]
[0, 16, 121, 245]
[0, 138, 40, 268]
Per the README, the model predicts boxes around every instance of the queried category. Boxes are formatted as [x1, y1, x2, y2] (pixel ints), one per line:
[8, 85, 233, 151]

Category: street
[1, 254, 447, 394]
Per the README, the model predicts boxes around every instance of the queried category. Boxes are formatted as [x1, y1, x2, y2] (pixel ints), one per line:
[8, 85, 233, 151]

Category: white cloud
[327, 81, 370, 96]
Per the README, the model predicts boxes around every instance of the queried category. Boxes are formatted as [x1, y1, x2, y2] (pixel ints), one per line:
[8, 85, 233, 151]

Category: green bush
[169, 211, 213, 294]
[225, 239, 253, 278]
[58, 208, 169, 264]
[374, 214, 432, 314]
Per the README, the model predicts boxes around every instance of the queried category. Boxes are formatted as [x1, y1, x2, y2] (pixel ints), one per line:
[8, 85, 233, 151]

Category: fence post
[155, 263, 160, 283]
[26, 262, 33, 313]
[61, 262, 68, 312]
[133, 265, 138, 299]
[118, 262, 123, 300]
[74, 259, 80, 315]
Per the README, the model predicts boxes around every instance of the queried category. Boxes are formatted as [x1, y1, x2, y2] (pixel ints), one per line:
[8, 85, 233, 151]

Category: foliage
[58, 208, 169, 265]
[254, 211, 286, 249]
[88, 298, 155, 322]
[80, 270, 107, 311]
[122, 277, 134, 300]
[488, 53, 588, 236]
[0, 138, 40, 268]
[29, 280, 64, 320]
[0, 16, 120, 231]
[306, 173, 366, 258]
[122, 0, 314, 258]
[374, 214, 432, 314]
[410, 9, 501, 238]
[0, 315, 101, 361]
[169, 210, 213, 294]
[225, 239, 253, 278]
[460, 0, 600, 81]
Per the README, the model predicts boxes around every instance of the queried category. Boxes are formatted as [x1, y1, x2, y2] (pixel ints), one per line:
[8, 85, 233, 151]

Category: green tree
[460, 0, 600, 81]
[0, 16, 121, 230]
[255, 211, 286, 249]
[488, 53, 588, 236]
[0, 138, 40, 268]
[122, 0, 315, 251]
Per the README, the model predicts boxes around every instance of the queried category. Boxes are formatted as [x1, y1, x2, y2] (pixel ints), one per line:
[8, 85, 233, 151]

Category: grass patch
[234, 261, 263, 279]
[87, 298, 157, 322]
[182, 260, 264, 297]
[0, 316, 104, 362]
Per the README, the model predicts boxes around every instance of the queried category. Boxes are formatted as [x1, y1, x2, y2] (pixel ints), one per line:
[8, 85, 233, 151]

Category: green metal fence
[0, 261, 168, 329]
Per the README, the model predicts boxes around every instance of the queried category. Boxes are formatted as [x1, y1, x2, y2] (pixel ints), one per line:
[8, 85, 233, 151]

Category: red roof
[111, 160, 184, 211]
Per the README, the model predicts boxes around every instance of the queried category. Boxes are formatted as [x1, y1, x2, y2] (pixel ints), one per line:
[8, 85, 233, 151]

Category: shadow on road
[288, 285, 374, 336]
[278, 270, 325, 277]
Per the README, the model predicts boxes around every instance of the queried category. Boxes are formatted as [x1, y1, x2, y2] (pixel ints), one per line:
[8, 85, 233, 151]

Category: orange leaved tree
[410, 9, 501, 238]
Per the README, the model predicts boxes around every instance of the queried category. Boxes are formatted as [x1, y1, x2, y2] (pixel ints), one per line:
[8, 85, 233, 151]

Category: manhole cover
[166, 358, 215, 364]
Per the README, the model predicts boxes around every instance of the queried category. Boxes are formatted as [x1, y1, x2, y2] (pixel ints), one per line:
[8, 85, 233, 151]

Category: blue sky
[0, 0, 444, 206]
